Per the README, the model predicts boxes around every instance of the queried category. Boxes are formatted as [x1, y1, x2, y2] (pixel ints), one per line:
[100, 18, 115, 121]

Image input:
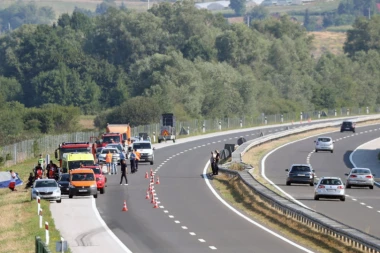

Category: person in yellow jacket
[134, 149, 141, 172]
[105, 151, 113, 174]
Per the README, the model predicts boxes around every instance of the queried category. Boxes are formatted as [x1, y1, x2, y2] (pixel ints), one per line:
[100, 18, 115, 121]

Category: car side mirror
[285, 169, 289, 171]
[344, 173, 349, 176]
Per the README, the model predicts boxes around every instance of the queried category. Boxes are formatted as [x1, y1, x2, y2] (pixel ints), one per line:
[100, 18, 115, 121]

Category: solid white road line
[203, 161, 314, 253]
[91, 198, 133, 253]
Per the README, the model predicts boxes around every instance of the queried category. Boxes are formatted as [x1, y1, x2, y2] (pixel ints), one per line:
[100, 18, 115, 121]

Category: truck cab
[55, 142, 93, 167]
[98, 133, 123, 148]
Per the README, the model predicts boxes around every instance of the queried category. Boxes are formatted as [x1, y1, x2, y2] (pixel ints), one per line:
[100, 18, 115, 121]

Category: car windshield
[133, 143, 152, 149]
[102, 149, 118, 154]
[342, 122, 352, 126]
[290, 166, 311, 173]
[68, 160, 94, 170]
[352, 169, 370, 174]
[318, 138, 331, 142]
[91, 168, 101, 174]
[59, 174, 70, 182]
[320, 179, 342, 185]
[35, 180, 57, 188]
[103, 136, 120, 143]
[71, 173, 95, 181]
[107, 144, 122, 152]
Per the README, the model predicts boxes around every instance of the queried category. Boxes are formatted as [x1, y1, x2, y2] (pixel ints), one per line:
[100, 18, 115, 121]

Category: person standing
[134, 149, 141, 172]
[112, 150, 118, 175]
[105, 151, 112, 174]
[38, 154, 46, 172]
[214, 150, 220, 175]
[129, 151, 136, 173]
[120, 159, 128, 185]
[210, 151, 216, 175]
[8, 170, 17, 191]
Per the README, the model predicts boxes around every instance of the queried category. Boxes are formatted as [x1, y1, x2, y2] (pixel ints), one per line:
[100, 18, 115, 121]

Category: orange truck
[105, 124, 131, 144]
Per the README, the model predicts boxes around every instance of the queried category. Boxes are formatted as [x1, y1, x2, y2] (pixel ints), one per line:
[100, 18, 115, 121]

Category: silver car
[314, 177, 345, 201]
[345, 168, 375, 189]
[314, 136, 334, 153]
[98, 148, 120, 164]
[31, 179, 61, 203]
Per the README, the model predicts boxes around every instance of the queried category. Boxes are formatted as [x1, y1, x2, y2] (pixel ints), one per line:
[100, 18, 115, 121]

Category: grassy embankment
[210, 120, 380, 253]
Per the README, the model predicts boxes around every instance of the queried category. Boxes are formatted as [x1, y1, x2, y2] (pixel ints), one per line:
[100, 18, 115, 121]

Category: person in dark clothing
[214, 150, 220, 175]
[129, 151, 136, 173]
[120, 160, 128, 185]
[210, 151, 216, 175]
[25, 172, 35, 188]
[34, 164, 43, 179]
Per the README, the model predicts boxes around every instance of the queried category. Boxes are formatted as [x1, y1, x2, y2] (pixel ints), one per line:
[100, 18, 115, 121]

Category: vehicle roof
[342, 120, 355, 123]
[62, 153, 94, 160]
[133, 140, 152, 144]
[351, 168, 371, 171]
[291, 164, 311, 167]
[106, 143, 122, 146]
[70, 168, 95, 174]
[317, 136, 332, 139]
[81, 165, 101, 169]
[319, 177, 342, 179]
[36, 178, 57, 182]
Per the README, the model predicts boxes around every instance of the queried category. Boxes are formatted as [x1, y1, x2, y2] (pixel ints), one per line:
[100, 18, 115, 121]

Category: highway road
[264, 123, 380, 238]
[94, 121, 334, 253]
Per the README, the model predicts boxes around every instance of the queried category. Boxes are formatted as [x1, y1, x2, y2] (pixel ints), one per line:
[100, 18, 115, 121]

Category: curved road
[265, 123, 380, 238]
[94, 120, 346, 253]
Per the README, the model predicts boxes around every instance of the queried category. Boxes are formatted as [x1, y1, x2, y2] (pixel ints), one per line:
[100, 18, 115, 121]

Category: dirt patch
[79, 115, 96, 130]
[310, 31, 346, 58]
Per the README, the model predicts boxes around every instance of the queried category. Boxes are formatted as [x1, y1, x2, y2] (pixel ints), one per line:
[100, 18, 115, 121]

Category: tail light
[318, 185, 325, 188]
[350, 175, 357, 178]
[366, 175, 372, 178]
[338, 186, 344, 189]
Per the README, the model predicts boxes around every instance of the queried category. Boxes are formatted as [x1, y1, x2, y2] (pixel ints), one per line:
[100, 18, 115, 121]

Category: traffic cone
[308, 118, 311, 123]
[150, 169, 153, 176]
[145, 191, 150, 199]
[148, 184, 152, 192]
[122, 200, 128, 212]
[156, 176, 160, 185]
[150, 176, 154, 184]
[151, 194, 155, 204]
[153, 201, 159, 208]
[145, 172, 149, 179]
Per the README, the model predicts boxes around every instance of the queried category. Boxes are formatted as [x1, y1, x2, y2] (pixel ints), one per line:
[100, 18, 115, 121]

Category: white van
[132, 141, 155, 165]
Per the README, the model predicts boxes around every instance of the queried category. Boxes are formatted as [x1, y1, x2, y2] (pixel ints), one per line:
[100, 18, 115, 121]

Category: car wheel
[69, 195, 73, 199]
[150, 161, 154, 165]
[94, 194, 98, 199]
[340, 196, 345, 201]
[346, 184, 351, 189]
[314, 195, 319, 200]
[100, 188, 105, 194]
[310, 182, 314, 186]
[331, 150, 333, 153]
[315, 149, 318, 153]
[56, 199, 61, 203]
[370, 185, 374, 189]
[286, 182, 291, 186]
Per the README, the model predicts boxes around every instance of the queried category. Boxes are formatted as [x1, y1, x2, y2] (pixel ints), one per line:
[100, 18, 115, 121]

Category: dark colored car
[57, 173, 70, 195]
[286, 164, 315, 186]
[340, 120, 355, 133]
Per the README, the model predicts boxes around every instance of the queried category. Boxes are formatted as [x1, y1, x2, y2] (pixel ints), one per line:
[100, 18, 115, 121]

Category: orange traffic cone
[150, 169, 153, 176]
[156, 176, 160, 185]
[145, 191, 150, 199]
[148, 184, 152, 192]
[150, 176, 154, 184]
[308, 118, 311, 123]
[153, 200, 159, 208]
[145, 172, 149, 179]
[122, 200, 128, 212]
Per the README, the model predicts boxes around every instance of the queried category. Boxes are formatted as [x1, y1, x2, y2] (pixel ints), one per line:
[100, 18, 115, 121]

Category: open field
[309, 31, 346, 57]
[0, 156, 64, 253]
[79, 115, 96, 131]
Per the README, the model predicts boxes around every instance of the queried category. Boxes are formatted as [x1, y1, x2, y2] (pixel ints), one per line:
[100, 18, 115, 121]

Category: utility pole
[368, 8, 371, 19]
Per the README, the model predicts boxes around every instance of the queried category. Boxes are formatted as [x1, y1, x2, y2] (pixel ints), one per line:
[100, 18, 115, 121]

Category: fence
[35, 236, 51, 253]
[1, 105, 380, 168]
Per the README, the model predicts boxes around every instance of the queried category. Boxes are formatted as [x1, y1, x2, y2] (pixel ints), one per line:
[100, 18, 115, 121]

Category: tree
[229, 0, 246, 16]
[247, 6, 269, 21]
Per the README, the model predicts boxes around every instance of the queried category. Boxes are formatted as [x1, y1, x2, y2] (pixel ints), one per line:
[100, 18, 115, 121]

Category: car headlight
[90, 184, 97, 188]
[54, 189, 60, 193]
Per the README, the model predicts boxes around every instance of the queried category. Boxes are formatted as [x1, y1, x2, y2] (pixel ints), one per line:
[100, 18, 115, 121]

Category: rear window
[290, 166, 311, 173]
[320, 179, 342, 185]
[342, 122, 353, 126]
[91, 168, 101, 174]
[71, 173, 95, 181]
[318, 138, 331, 142]
[352, 169, 370, 174]
[133, 143, 152, 149]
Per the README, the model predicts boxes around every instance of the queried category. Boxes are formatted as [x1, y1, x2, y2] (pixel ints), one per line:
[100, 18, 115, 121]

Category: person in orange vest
[105, 151, 113, 174]
[134, 148, 141, 172]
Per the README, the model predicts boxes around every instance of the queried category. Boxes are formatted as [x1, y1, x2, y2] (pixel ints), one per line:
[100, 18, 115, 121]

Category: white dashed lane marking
[182, 226, 188, 229]
[175, 220, 180, 223]
[168, 215, 174, 218]
[209, 246, 217, 250]
[360, 203, 366, 205]
[190, 232, 196, 236]
[367, 206, 373, 209]
[199, 239, 206, 242]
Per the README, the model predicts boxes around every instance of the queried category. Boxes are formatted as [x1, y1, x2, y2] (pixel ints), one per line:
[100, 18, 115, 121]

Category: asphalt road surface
[265, 123, 380, 238]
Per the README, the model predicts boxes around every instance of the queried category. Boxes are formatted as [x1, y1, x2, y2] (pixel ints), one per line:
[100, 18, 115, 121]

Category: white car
[31, 179, 61, 203]
[314, 136, 334, 153]
[314, 177, 345, 201]
[132, 141, 155, 165]
[345, 168, 375, 189]
[98, 148, 120, 164]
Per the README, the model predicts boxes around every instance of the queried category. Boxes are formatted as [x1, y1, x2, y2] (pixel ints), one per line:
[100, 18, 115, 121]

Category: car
[106, 143, 124, 153]
[314, 177, 345, 201]
[82, 165, 107, 194]
[95, 147, 103, 160]
[314, 136, 334, 153]
[31, 179, 61, 203]
[285, 164, 315, 186]
[98, 148, 120, 164]
[345, 168, 375, 189]
[340, 120, 355, 133]
[132, 140, 155, 165]
[57, 173, 70, 195]
[69, 168, 98, 199]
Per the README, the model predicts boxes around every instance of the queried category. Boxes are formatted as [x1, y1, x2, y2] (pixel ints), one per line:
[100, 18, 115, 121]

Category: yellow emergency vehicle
[61, 153, 95, 173]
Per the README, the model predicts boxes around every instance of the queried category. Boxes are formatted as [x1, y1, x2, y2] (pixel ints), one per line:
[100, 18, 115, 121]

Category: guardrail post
[37, 196, 40, 215]
[39, 208, 43, 228]
[202, 122, 205, 133]
[240, 119, 243, 128]
[366, 106, 369, 114]
[218, 121, 221, 131]
[318, 111, 320, 119]
[334, 109, 337, 116]
[300, 112, 303, 122]
[45, 222, 49, 245]
[187, 126, 190, 135]
[152, 132, 156, 143]
[280, 114, 283, 123]
[264, 117, 267, 125]
[347, 108, 350, 116]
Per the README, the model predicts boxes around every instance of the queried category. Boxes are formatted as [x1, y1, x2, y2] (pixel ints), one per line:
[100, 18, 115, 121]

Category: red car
[82, 165, 107, 194]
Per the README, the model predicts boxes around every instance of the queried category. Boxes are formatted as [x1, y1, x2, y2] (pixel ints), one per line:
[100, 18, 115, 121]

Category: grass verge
[212, 174, 362, 253]
[0, 156, 65, 253]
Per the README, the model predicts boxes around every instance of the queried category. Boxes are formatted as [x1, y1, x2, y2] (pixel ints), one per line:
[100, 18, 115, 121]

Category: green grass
[326, 25, 353, 32]
[0, 155, 65, 253]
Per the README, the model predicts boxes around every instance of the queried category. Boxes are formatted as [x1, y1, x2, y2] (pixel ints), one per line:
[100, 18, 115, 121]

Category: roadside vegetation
[0, 156, 63, 253]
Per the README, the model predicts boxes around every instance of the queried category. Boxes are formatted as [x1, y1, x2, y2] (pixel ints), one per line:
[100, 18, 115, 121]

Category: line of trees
[1, 2, 380, 134]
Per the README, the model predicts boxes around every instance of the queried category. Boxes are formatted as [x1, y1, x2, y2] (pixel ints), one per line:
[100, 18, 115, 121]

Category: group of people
[25, 155, 60, 189]
[210, 150, 220, 176]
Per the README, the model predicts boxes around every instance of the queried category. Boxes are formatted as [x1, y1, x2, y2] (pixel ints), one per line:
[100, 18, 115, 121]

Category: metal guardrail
[35, 236, 51, 253]
[225, 114, 380, 252]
